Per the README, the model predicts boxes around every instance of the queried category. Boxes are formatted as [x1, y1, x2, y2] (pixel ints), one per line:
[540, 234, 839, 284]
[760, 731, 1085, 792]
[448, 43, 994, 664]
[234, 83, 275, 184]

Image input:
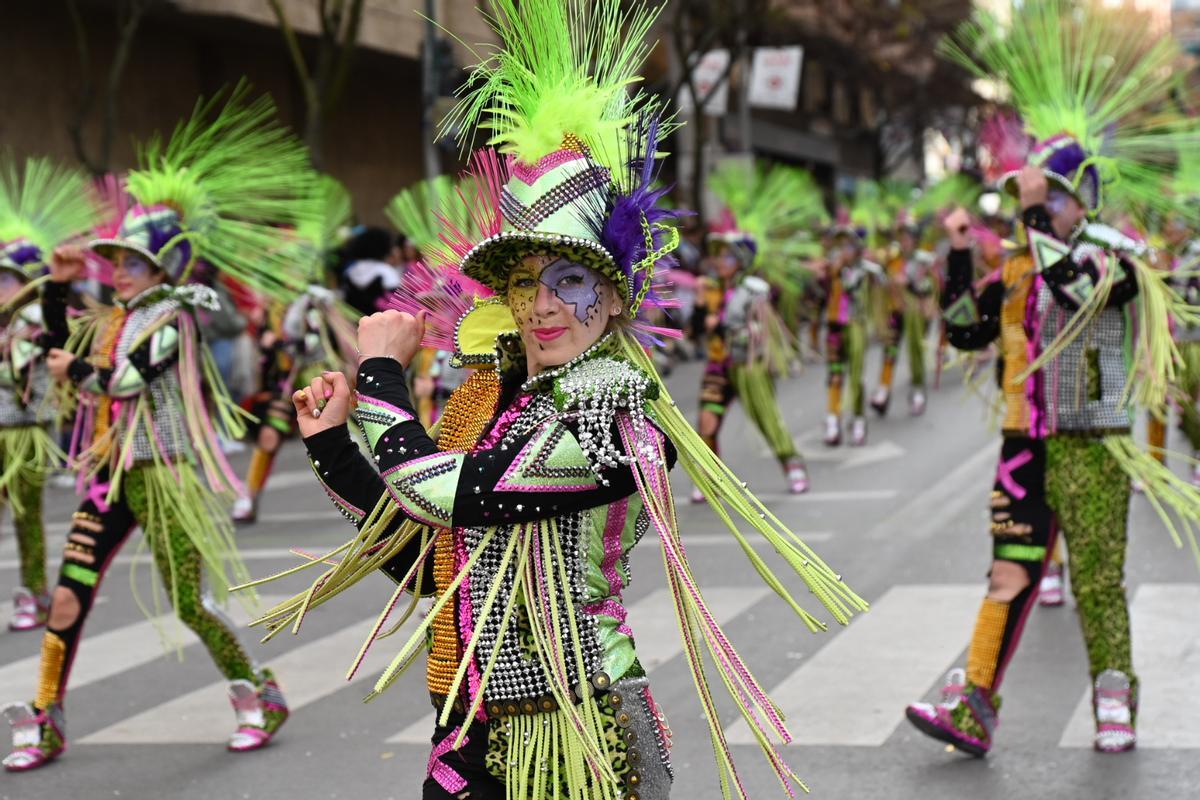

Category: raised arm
[940, 207, 1002, 351]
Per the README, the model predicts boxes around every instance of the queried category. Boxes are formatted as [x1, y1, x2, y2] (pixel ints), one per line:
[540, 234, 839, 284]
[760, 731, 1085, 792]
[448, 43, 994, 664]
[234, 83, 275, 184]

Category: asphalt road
[0, 349, 1197, 800]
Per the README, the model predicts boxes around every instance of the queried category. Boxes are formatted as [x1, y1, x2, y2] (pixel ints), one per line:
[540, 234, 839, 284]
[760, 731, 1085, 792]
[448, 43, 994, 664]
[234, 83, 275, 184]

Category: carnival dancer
[871, 212, 938, 417]
[233, 176, 357, 523]
[2, 87, 315, 770]
[821, 221, 881, 446]
[0, 158, 98, 631]
[693, 161, 822, 498]
[245, 2, 866, 798]
[905, 0, 1200, 756]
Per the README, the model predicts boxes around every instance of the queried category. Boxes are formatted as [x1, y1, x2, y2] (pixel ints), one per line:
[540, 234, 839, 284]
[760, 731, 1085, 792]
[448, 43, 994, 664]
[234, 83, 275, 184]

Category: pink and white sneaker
[823, 414, 842, 447]
[909, 388, 927, 417]
[228, 670, 288, 752]
[849, 416, 868, 447]
[8, 588, 49, 632]
[905, 668, 997, 758]
[2, 702, 65, 771]
[1038, 563, 1065, 607]
[690, 487, 706, 504]
[1093, 670, 1136, 753]
[870, 386, 891, 416]
[784, 457, 810, 494]
[231, 495, 257, 525]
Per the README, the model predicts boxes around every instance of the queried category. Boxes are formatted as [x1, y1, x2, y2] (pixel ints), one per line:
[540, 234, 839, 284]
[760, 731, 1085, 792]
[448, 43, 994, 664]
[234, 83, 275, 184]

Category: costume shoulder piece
[1077, 223, 1150, 259]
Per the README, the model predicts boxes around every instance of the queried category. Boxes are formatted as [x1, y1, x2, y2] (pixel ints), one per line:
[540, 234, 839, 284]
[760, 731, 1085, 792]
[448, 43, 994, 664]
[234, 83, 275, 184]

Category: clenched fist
[1016, 164, 1048, 211]
[943, 207, 973, 251]
[293, 371, 353, 438]
[50, 246, 86, 284]
[356, 309, 426, 368]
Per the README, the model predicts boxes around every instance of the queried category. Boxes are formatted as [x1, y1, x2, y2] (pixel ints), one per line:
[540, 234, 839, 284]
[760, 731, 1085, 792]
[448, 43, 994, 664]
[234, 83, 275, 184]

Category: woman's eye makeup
[540, 259, 601, 322]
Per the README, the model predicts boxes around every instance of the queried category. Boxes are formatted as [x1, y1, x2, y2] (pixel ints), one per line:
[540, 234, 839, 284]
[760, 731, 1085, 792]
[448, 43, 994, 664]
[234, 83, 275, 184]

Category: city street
[0, 353, 1196, 800]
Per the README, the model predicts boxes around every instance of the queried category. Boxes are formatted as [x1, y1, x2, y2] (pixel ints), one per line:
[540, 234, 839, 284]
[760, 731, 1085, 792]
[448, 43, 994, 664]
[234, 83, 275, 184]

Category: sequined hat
[999, 133, 1102, 211]
[0, 238, 45, 281]
[90, 204, 192, 282]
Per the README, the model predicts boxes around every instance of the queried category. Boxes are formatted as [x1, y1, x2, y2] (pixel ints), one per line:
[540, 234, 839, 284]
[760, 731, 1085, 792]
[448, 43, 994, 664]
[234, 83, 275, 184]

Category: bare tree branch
[267, 0, 317, 102]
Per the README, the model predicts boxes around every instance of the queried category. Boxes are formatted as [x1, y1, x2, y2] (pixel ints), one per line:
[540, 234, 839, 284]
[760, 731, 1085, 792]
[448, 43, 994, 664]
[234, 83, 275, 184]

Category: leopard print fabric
[484, 692, 630, 796]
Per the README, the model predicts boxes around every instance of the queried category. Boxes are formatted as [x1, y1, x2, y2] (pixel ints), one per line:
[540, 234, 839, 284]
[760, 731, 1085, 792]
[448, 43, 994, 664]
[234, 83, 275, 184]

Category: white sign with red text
[748, 46, 804, 111]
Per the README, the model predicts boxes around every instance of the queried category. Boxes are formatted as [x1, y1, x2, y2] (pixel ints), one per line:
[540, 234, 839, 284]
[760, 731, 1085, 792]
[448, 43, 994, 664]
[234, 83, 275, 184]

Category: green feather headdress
[384, 176, 458, 257]
[708, 160, 829, 277]
[911, 173, 984, 220]
[108, 83, 318, 299]
[439, 0, 665, 174]
[0, 155, 102, 279]
[846, 180, 893, 246]
[296, 175, 352, 282]
[941, 0, 1198, 215]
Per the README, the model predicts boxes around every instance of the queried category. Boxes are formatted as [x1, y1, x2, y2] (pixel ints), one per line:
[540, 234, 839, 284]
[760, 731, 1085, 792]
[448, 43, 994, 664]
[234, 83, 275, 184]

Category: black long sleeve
[940, 247, 1002, 351]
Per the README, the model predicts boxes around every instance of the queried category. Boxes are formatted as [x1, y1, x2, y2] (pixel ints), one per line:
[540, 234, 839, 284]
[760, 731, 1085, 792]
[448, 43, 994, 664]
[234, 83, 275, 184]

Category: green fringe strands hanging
[940, 0, 1200, 217]
[126, 82, 318, 299]
[0, 155, 103, 265]
[729, 364, 797, 459]
[438, 0, 667, 170]
[1103, 435, 1200, 569]
[0, 427, 64, 516]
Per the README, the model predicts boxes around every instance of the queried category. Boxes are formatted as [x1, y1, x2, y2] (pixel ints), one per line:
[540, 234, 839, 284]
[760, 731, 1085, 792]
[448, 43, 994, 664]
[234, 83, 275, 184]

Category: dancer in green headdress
[0, 157, 97, 632]
[245, 2, 866, 798]
[3, 86, 316, 771]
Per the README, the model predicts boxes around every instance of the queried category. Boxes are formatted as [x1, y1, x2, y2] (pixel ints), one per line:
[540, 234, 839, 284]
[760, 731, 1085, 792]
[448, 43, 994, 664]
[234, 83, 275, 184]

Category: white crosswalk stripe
[1059, 583, 1200, 749]
[725, 583, 981, 746]
[0, 595, 285, 700]
[385, 585, 773, 744]
[81, 612, 397, 744]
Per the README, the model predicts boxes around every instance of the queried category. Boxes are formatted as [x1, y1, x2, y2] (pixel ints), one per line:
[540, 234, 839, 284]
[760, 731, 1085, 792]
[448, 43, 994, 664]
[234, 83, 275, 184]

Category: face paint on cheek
[122, 255, 153, 281]
[1046, 191, 1070, 217]
[540, 260, 602, 323]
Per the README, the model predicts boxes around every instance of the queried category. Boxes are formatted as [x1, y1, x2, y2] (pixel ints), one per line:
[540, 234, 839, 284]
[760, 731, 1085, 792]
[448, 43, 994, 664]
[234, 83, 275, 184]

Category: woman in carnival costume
[694, 160, 824, 499]
[820, 211, 882, 447]
[871, 210, 939, 418]
[233, 176, 358, 524]
[0, 158, 98, 631]
[246, 2, 865, 798]
[2, 87, 316, 770]
[905, 0, 1200, 756]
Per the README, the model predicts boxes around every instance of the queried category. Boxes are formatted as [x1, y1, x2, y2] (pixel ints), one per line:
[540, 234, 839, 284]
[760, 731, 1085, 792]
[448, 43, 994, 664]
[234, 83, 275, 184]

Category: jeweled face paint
[538, 258, 602, 322]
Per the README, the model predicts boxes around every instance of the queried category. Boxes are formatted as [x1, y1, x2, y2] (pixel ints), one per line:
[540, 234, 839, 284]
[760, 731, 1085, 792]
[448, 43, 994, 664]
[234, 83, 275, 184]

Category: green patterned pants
[38, 466, 255, 708]
[0, 428, 48, 595]
[1045, 437, 1136, 686]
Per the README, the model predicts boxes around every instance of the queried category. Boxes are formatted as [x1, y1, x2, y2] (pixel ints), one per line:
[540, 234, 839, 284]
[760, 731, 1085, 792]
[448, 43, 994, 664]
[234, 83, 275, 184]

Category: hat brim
[997, 169, 1087, 209]
[88, 238, 164, 271]
[460, 231, 627, 302]
[0, 260, 37, 282]
[829, 225, 863, 244]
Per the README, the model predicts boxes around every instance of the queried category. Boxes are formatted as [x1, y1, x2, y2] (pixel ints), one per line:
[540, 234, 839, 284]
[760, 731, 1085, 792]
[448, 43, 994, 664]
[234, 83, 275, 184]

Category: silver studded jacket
[306, 348, 676, 711]
[55, 286, 194, 464]
[0, 302, 52, 428]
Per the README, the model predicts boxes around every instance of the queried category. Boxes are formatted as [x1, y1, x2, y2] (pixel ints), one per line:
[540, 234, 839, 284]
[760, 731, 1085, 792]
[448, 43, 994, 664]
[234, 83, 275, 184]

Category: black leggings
[35, 469, 255, 711]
